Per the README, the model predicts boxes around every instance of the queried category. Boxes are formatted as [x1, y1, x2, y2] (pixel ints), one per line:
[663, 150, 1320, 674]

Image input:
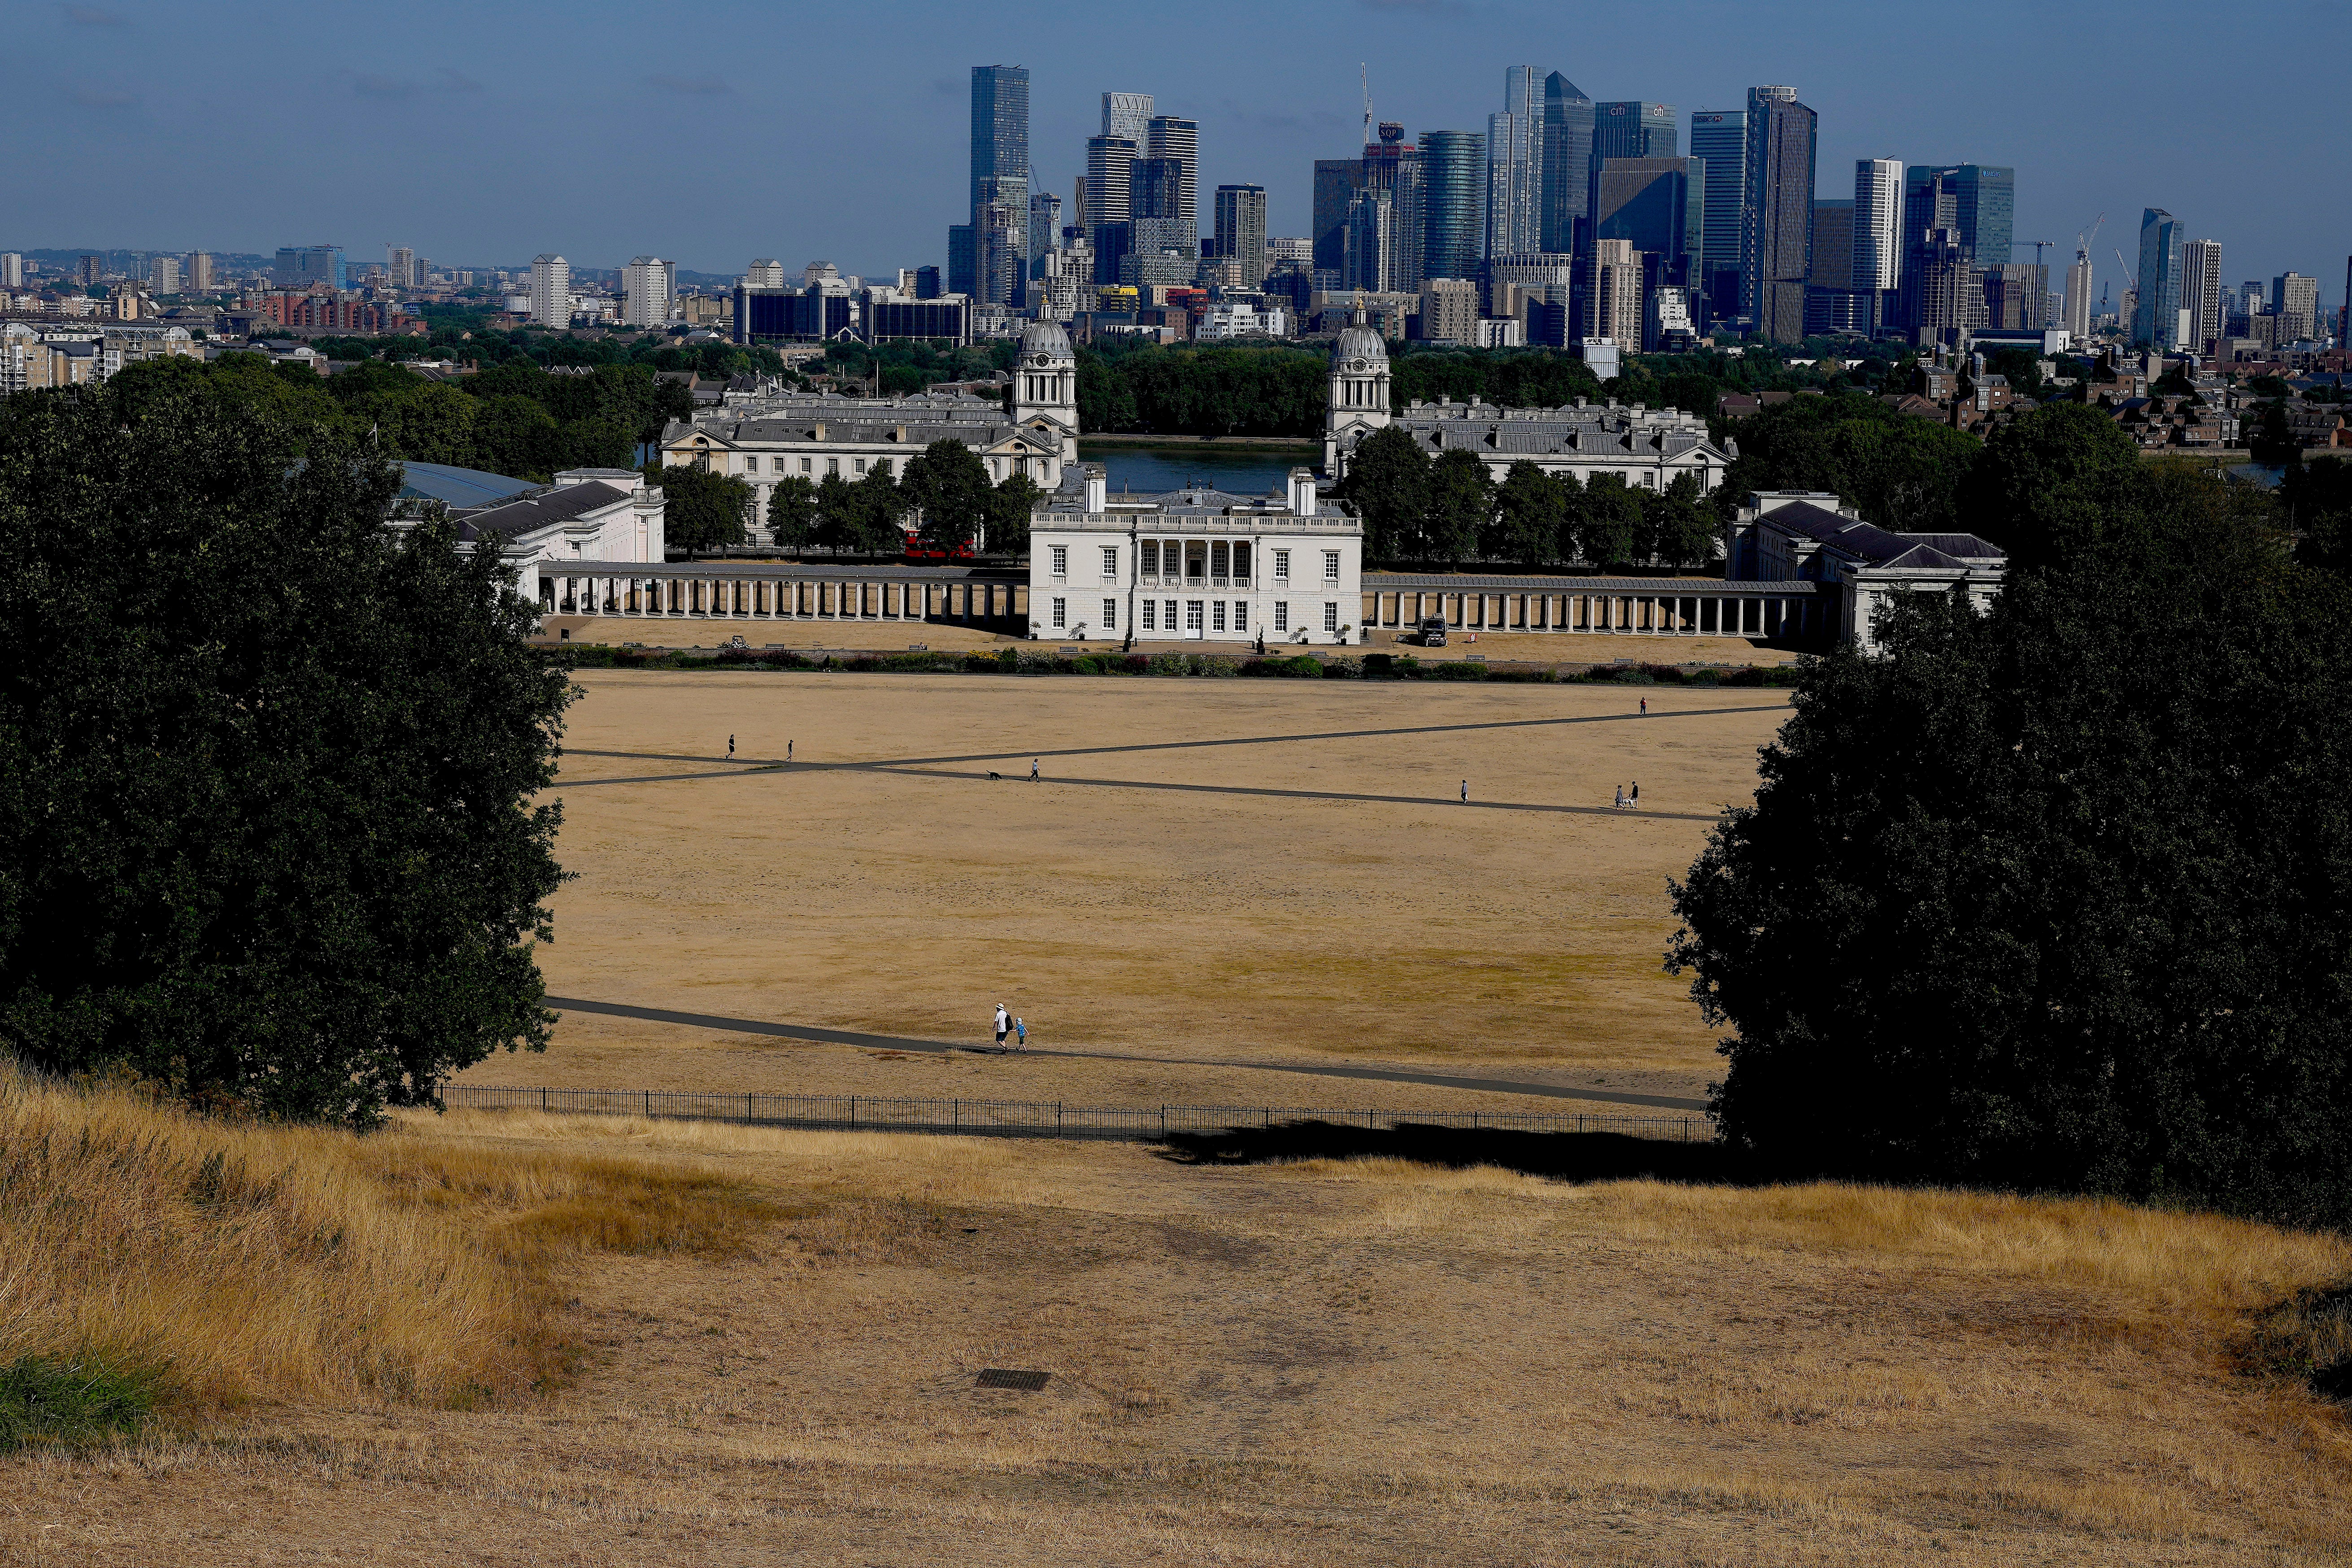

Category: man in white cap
[993, 1002, 1010, 1047]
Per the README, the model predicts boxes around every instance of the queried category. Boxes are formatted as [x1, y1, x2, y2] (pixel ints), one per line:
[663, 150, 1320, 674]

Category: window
[1163, 598, 1176, 629]
[1273, 549, 1290, 581]
[799, 457, 812, 474]
[1324, 602, 1338, 632]
[1233, 602, 1247, 630]
[828, 458, 840, 475]
[1050, 545, 1068, 578]
[854, 458, 867, 475]
[1141, 540, 1159, 576]
[743, 456, 759, 473]
[1274, 601, 1289, 632]
[1212, 601, 1227, 632]
[1185, 601, 1203, 632]
[1102, 545, 1118, 579]
[1323, 550, 1341, 582]
[1051, 597, 1067, 629]
[1142, 599, 1157, 631]
[1210, 540, 1228, 578]
[1103, 599, 1116, 629]
[1233, 542, 1250, 578]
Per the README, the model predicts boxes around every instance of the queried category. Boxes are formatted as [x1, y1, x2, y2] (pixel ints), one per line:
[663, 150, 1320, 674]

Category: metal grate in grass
[975, 1368, 1050, 1391]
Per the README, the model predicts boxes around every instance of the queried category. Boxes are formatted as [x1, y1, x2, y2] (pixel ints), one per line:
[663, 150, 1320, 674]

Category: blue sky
[11, 0, 2348, 310]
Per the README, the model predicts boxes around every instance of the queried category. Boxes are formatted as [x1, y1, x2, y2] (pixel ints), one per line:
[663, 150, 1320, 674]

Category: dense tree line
[0, 362, 570, 1124]
[709, 438, 1040, 559]
[1336, 427, 1716, 568]
[1668, 404, 2352, 1226]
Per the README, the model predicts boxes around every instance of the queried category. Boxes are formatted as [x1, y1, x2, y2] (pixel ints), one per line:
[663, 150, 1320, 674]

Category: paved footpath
[543, 995, 1711, 1113]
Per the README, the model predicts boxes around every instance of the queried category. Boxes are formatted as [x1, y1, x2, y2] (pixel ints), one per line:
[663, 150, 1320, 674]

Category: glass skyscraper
[2134, 207, 2182, 348]
[1540, 74, 1594, 257]
[1741, 86, 1816, 344]
[1419, 130, 1486, 283]
[1486, 67, 1542, 259]
[1689, 109, 1746, 323]
[963, 65, 1028, 298]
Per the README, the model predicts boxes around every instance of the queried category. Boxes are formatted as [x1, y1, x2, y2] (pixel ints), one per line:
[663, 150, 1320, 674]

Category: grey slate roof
[1763, 501, 2007, 568]
[455, 481, 630, 541]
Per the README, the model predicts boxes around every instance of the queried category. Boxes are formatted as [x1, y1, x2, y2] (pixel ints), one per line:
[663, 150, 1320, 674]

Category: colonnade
[1361, 588, 1825, 642]
[541, 574, 1026, 629]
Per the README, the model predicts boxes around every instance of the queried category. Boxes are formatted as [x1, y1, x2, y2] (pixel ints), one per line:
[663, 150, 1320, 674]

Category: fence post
[850, 1095, 857, 1129]
[1160, 1104, 1167, 1139]
[747, 1092, 753, 1125]
[644, 1089, 650, 1119]
[954, 1099, 960, 1133]
[1057, 1102, 1064, 1138]
[541, 1086, 547, 1113]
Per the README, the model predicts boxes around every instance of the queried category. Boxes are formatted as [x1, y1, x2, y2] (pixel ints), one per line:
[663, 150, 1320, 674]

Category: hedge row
[548, 644, 1800, 687]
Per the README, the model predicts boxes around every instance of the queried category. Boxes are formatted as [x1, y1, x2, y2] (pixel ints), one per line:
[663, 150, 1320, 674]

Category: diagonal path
[542, 996, 1711, 1112]
[858, 767, 1719, 820]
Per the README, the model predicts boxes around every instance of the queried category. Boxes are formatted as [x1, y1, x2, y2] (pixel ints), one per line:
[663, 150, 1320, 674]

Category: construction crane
[2026, 240, 2055, 266]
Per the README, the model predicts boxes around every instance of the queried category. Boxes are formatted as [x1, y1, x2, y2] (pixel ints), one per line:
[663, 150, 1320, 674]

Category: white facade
[1852, 158, 1903, 294]
[1030, 467, 1365, 645]
[529, 254, 569, 327]
[1727, 491, 2005, 653]
[449, 469, 667, 617]
[622, 256, 674, 327]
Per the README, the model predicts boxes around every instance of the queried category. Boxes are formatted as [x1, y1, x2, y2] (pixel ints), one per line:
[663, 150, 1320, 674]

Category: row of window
[1049, 543, 1343, 583]
[1044, 598, 1342, 634]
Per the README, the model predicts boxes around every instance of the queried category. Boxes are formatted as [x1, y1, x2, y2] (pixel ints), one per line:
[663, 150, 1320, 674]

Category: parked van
[1418, 616, 1448, 647]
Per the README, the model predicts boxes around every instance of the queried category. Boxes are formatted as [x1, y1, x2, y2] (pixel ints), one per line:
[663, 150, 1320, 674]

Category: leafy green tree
[767, 475, 819, 552]
[0, 370, 571, 1125]
[471, 396, 571, 481]
[1955, 401, 2145, 571]
[1984, 347, 2045, 400]
[1549, 468, 1587, 563]
[1644, 471, 1720, 569]
[1336, 425, 1429, 562]
[987, 473, 1043, 558]
[845, 465, 908, 554]
[1423, 449, 1494, 564]
[649, 462, 751, 556]
[899, 438, 995, 552]
[1713, 392, 1985, 534]
[1490, 460, 1565, 565]
[1578, 475, 1644, 568]
[1667, 462, 2352, 1226]
[2284, 457, 2352, 573]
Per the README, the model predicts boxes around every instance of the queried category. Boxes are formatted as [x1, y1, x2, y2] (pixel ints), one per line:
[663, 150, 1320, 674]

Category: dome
[1018, 319, 1074, 362]
[1332, 309, 1387, 366]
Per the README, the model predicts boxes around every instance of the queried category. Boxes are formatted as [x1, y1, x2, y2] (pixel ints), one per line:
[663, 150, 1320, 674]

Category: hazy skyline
[10, 0, 2348, 313]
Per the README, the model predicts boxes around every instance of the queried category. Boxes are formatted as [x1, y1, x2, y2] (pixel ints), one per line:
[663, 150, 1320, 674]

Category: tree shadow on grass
[1158, 1119, 1768, 1187]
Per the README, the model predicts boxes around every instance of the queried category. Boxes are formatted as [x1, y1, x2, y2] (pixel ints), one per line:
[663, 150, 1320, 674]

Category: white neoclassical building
[436, 468, 667, 615]
[661, 320, 1081, 543]
[1321, 312, 1733, 495]
[1028, 466, 1365, 644]
[1726, 491, 2006, 651]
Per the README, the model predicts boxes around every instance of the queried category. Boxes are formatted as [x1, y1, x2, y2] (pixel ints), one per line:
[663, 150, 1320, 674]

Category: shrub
[1321, 657, 1362, 679]
[0, 1353, 163, 1453]
[1640, 663, 1689, 684]
[1427, 660, 1489, 680]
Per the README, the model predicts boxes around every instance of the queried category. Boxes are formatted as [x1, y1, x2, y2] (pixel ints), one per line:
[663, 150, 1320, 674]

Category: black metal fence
[436, 1085, 1718, 1144]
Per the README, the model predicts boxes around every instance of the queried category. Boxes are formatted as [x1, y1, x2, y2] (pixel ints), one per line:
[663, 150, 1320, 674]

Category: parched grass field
[8, 1078, 2350, 1566]
[483, 670, 1796, 1107]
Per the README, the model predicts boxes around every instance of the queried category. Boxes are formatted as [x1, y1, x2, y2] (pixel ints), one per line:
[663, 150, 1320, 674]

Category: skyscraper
[1900, 166, 2013, 273]
[1083, 136, 1137, 228]
[2274, 272, 2319, 341]
[2133, 208, 2182, 348]
[1590, 238, 1646, 345]
[1215, 184, 1269, 286]
[1486, 67, 1542, 260]
[530, 254, 570, 327]
[2181, 239, 2223, 353]
[1418, 131, 1486, 282]
[274, 246, 344, 288]
[1852, 158, 1903, 330]
[1594, 103, 1677, 161]
[149, 256, 181, 294]
[1741, 86, 1816, 343]
[1540, 74, 1594, 257]
[1028, 191, 1062, 272]
[1593, 158, 1704, 273]
[970, 65, 1029, 222]
[1145, 116, 1198, 226]
[622, 257, 672, 327]
[0, 253, 22, 288]
[388, 246, 414, 287]
[1102, 92, 1151, 144]
[2065, 247, 2094, 339]
[1689, 109, 1747, 324]
[1808, 202, 1854, 289]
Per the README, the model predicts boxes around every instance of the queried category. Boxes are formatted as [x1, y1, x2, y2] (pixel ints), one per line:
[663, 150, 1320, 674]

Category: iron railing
[436, 1084, 1717, 1144]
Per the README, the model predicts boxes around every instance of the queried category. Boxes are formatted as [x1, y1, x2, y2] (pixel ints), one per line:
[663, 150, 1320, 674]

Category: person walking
[787, 739, 794, 764]
[727, 734, 736, 760]
[1030, 758, 1040, 782]
[993, 1003, 1009, 1047]
[1614, 784, 1625, 810]
[1460, 779, 1468, 804]
[1630, 780, 1640, 807]
[1014, 1016, 1027, 1051]
[1639, 696, 1648, 717]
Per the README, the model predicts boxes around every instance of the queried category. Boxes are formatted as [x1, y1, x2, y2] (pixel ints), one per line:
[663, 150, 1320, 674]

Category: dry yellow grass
[9, 1102, 2348, 1565]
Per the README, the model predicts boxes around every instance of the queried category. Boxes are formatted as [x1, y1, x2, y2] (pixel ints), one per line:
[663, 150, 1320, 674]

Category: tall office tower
[187, 252, 214, 291]
[1486, 67, 1542, 259]
[1689, 109, 1747, 323]
[1594, 101, 1677, 163]
[1370, 125, 1427, 292]
[970, 66, 1029, 223]
[622, 257, 672, 326]
[78, 254, 104, 286]
[1028, 191, 1061, 271]
[1540, 73, 1594, 257]
[1741, 86, 1816, 343]
[1084, 136, 1136, 228]
[976, 197, 1027, 305]
[1912, 231, 1986, 341]
[1313, 157, 1363, 273]
[1590, 238, 1646, 343]
[273, 246, 343, 287]
[745, 259, 788, 287]
[1418, 130, 1486, 281]
[1593, 157, 1704, 274]
[530, 254, 570, 327]
[2274, 272, 2319, 341]
[1102, 92, 1152, 146]
[1852, 158, 1902, 329]
[1215, 184, 1268, 286]
[1128, 155, 1197, 284]
[1344, 192, 1398, 293]
[1145, 116, 1198, 226]
[1898, 165, 2014, 329]
[1982, 263, 2048, 329]
[2133, 208, 2182, 348]
[2064, 247, 2094, 339]
[149, 256, 182, 294]
[389, 246, 414, 287]
[0, 253, 21, 288]
[2179, 240, 2223, 352]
